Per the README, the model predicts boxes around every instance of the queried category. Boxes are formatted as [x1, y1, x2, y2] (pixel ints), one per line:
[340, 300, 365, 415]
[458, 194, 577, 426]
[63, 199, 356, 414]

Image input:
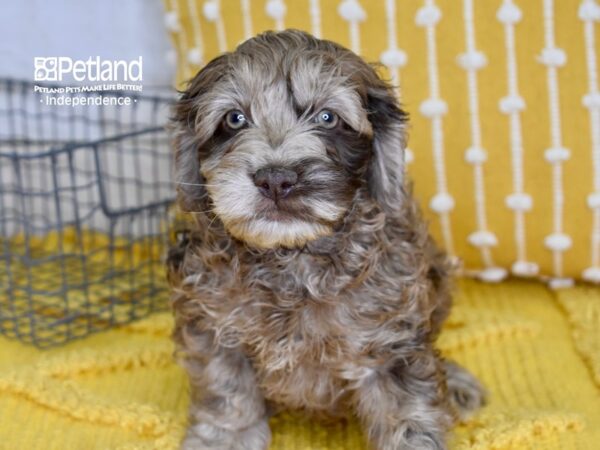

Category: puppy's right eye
[224, 110, 247, 130]
[314, 109, 338, 129]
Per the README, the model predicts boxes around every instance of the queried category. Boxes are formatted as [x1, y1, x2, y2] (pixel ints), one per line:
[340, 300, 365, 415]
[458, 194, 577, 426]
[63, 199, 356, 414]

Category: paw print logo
[34, 57, 58, 81]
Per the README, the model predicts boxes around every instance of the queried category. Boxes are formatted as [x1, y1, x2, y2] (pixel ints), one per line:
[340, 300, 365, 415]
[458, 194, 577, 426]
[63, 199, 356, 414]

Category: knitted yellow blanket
[0, 279, 598, 450]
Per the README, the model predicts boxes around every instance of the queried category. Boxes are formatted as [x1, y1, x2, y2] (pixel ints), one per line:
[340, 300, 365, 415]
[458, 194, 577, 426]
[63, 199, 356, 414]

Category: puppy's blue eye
[315, 109, 338, 129]
[225, 110, 247, 130]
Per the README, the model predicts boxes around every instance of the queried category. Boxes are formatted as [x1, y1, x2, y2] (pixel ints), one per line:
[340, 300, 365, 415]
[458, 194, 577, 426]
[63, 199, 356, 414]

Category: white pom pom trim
[538, 47, 567, 67]
[419, 98, 448, 118]
[579, 1, 600, 21]
[583, 92, 600, 108]
[415, 4, 442, 27]
[429, 192, 455, 213]
[497, 2, 522, 24]
[338, 0, 366, 22]
[511, 260, 539, 277]
[505, 193, 532, 211]
[187, 48, 203, 65]
[468, 230, 498, 248]
[499, 95, 526, 114]
[164, 11, 181, 32]
[587, 192, 600, 209]
[203, 1, 220, 22]
[457, 51, 487, 70]
[266, 0, 286, 20]
[380, 49, 408, 68]
[478, 267, 508, 282]
[544, 233, 572, 251]
[465, 147, 487, 164]
[548, 277, 574, 290]
[582, 267, 600, 283]
[544, 147, 570, 163]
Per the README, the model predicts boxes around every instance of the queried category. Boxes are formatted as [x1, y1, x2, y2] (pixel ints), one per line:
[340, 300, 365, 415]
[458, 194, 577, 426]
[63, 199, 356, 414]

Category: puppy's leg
[178, 331, 270, 450]
[443, 360, 486, 421]
[354, 351, 452, 450]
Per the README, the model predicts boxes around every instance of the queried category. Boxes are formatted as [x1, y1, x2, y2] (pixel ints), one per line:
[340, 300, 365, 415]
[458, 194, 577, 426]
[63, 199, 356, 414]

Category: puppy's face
[173, 31, 407, 249]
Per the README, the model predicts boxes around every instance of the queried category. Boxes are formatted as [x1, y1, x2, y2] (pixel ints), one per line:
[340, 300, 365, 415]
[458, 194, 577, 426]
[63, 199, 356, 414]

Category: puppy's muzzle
[253, 167, 298, 201]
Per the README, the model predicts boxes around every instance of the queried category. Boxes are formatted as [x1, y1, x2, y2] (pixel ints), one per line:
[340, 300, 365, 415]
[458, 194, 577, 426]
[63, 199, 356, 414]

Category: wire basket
[0, 78, 176, 348]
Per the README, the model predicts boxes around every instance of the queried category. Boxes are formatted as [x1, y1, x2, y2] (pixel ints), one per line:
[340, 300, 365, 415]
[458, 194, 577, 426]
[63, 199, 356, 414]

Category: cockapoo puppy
[168, 29, 485, 450]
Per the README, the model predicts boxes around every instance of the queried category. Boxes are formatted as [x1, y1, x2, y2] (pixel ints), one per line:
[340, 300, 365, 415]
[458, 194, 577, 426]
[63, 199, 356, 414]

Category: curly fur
[168, 30, 485, 450]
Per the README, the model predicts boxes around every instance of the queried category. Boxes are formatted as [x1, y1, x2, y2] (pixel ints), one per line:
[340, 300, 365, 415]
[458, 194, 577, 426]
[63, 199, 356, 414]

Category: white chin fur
[225, 218, 332, 249]
[205, 172, 343, 248]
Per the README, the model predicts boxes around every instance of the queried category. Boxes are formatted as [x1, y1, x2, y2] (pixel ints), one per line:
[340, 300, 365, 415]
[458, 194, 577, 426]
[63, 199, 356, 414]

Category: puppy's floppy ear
[170, 54, 229, 212]
[365, 79, 408, 215]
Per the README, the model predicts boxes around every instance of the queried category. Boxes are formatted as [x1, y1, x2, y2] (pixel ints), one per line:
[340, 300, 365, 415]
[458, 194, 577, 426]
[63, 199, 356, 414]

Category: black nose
[253, 167, 298, 200]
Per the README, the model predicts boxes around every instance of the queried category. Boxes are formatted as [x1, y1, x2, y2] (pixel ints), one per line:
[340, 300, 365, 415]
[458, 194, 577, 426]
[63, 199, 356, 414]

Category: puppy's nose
[253, 167, 298, 200]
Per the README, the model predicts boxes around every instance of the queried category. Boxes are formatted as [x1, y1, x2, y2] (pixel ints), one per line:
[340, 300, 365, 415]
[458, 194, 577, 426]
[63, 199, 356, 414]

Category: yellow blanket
[0, 279, 598, 450]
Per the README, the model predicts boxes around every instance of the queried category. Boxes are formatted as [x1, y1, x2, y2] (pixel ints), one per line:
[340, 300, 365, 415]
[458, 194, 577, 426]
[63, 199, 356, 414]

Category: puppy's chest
[214, 255, 383, 411]
[237, 290, 377, 411]
[247, 298, 355, 364]
[238, 257, 378, 373]
[248, 261, 349, 341]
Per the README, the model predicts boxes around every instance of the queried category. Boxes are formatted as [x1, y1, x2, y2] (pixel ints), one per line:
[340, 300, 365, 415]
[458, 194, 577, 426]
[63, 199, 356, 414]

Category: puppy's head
[172, 30, 407, 249]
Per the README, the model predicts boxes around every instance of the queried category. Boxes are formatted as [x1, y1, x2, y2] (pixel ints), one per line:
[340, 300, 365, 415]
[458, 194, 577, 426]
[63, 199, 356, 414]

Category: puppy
[168, 29, 485, 450]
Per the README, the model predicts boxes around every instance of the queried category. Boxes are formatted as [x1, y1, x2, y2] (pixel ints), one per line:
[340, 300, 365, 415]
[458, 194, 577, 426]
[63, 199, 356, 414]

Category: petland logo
[34, 56, 143, 82]
[34, 56, 143, 107]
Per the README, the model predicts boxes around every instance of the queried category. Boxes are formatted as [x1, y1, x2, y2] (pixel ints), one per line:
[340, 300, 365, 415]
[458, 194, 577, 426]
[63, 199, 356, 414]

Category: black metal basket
[0, 78, 176, 348]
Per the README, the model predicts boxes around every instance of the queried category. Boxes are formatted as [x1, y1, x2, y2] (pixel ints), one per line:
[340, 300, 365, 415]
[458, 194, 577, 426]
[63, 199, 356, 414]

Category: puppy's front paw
[182, 419, 271, 450]
[444, 360, 486, 421]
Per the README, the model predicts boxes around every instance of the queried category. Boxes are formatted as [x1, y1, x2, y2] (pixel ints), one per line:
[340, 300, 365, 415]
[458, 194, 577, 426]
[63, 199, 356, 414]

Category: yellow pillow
[162, 0, 600, 287]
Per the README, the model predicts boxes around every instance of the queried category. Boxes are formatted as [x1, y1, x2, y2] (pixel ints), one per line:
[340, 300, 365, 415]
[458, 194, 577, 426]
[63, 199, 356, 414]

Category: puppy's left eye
[224, 110, 247, 130]
[314, 109, 338, 129]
